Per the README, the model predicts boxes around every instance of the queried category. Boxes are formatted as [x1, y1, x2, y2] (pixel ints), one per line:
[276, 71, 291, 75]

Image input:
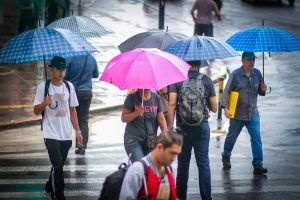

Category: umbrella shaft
[262, 52, 264, 83]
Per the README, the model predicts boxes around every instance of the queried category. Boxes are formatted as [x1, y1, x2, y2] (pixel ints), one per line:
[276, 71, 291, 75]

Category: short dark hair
[155, 128, 183, 149]
[187, 60, 200, 68]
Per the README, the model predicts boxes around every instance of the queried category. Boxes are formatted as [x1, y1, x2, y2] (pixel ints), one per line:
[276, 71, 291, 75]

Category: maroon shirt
[191, 0, 219, 24]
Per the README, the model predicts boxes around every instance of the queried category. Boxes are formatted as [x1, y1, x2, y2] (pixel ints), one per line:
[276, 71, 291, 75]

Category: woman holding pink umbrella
[100, 48, 191, 162]
[121, 88, 167, 162]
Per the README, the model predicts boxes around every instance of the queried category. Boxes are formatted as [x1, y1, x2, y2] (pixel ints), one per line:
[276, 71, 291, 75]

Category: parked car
[242, 0, 294, 7]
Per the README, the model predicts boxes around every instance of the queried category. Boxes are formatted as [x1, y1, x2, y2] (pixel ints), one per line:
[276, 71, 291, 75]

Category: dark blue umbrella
[164, 35, 239, 61]
[0, 27, 97, 64]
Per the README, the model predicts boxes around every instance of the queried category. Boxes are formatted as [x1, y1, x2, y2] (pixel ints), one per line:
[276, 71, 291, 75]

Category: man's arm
[258, 83, 267, 96]
[224, 107, 232, 118]
[214, 9, 222, 21]
[221, 73, 236, 118]
[212, 1, 222, 21]
[190, 1, 197, 22]
[157, 111, 167, 132]
[167, 92, 177, 129]
[119, 162, 144, 200]
[33, 95, 52, 115]
[220, 73, 235, 110]
[92, 57, 100, 78]
[209, 96, 218, 113]
[70, 107, 83, 145]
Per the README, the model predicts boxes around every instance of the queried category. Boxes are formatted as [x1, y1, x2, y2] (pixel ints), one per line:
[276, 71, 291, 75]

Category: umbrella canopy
[100, 48, 190, 90]
[164, 35, 240, 61]
[47, 16, 113, 38]
[118, 29, 187, 53]
[226, 26, 300, 52]
[0, 27, 97, 64]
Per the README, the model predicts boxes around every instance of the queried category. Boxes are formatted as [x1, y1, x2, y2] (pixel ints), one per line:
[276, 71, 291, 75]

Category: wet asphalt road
[1, 0, 300, 199]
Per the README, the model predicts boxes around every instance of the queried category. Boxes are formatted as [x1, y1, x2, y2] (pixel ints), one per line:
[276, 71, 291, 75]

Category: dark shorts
[194, 23, 213, 37]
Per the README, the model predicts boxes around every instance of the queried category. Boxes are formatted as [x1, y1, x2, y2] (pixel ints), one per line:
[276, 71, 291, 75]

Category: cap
[242, 52, 256, 59]
[49, 56, 67, 69]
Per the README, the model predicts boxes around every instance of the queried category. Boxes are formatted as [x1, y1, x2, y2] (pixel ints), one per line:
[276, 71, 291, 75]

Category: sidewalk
[0, 1, 228, 129]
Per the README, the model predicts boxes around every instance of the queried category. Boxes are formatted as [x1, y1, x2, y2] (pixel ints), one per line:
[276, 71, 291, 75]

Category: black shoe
[44, 189, 54, 200]
[75, 147, 85, 155]
[253, 166, 268, 175]
[222, 156, 231, 169]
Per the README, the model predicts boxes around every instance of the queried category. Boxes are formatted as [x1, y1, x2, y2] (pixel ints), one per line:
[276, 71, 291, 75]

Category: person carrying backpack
[34, 56, 83, 200]
[119, 129, 183, 200]
[167, 61, 217, 200]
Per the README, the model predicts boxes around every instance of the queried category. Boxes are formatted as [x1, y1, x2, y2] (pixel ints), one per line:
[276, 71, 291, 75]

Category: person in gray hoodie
[119, 129, 183, 200]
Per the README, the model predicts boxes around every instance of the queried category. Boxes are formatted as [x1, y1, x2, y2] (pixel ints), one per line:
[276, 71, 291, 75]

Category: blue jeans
[222, 114, 263, 167]
[176, 121, 212, 200]
[124, 138, 150, 163]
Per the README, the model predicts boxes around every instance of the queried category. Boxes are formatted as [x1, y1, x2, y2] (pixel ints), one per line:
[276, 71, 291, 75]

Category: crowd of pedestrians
[31, 0, 268, 199]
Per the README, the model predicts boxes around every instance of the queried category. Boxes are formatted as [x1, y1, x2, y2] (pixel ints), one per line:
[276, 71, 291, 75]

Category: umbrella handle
[43, 56, 48, 80]
[142, 89, 144, 106]
[266, 87, 272, 94]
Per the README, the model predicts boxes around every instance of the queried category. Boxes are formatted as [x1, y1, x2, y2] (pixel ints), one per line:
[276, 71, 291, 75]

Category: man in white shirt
[34, 56, 83, 200]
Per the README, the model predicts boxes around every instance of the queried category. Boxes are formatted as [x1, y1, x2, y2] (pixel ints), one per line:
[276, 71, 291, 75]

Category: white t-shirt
[34, 81, 79, 140]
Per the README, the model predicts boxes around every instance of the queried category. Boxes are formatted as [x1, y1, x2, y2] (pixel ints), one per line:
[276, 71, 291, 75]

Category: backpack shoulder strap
[181, 78, 190, 89]
[197, 73, 204, 80]
[41, 80, 51, 130]
[139, 159, 149, 197]
[196, 73, 205, 97]
[63, 80, 71, 94]
[44, 79, 51, 100]
[139, 159, 148, 180]
[63, 80, 71, 105]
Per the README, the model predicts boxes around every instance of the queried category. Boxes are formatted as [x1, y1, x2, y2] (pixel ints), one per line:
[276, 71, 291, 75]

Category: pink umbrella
[100, 48, 190, 90]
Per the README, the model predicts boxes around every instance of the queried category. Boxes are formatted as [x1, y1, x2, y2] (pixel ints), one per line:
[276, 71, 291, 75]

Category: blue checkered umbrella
[0, 27, 97, 64]
[227, 26, 300, 82]
[164, 35, 239, 61]
[226, 26, 300, 52]
[47, 16, 113, 39]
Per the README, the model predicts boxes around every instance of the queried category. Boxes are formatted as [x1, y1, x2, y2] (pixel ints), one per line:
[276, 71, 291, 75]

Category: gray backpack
[178, 73, 206, 126]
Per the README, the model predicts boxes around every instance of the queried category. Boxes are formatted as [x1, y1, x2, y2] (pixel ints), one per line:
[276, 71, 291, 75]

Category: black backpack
[99, 160, 148, 200]
[41, 79, 70, 130]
